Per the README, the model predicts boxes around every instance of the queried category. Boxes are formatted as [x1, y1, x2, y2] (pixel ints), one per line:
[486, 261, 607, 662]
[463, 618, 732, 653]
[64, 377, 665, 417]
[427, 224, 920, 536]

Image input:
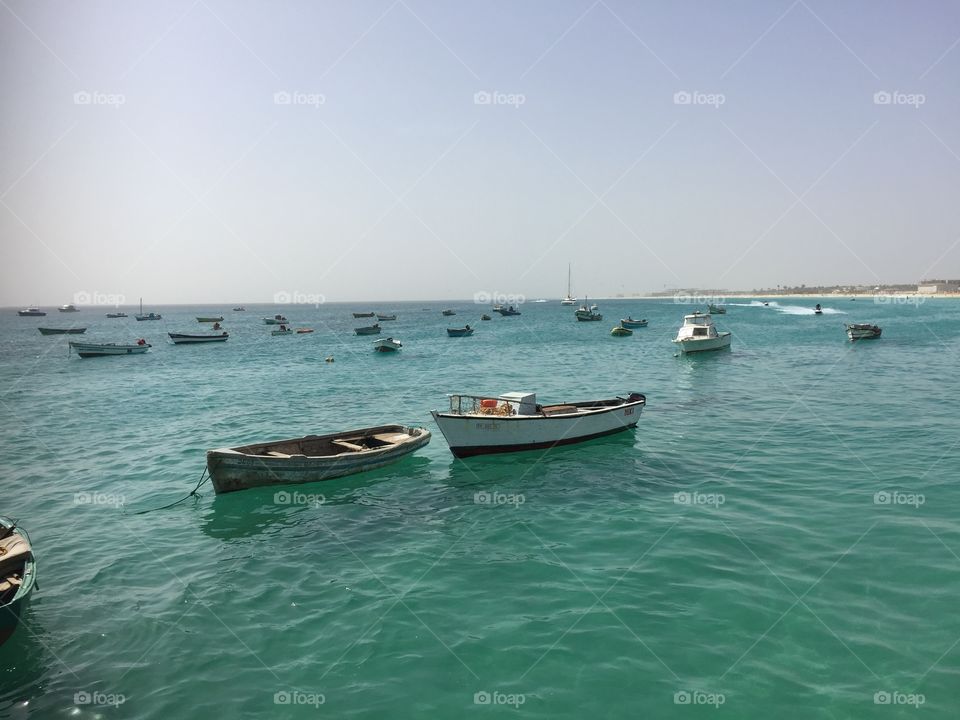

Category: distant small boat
[169, 332, 229, 344]
[376, 314, 397, 321]
[58, 304, 79, 312]
[561, 263, 577, 305]
[355, 324, 381, 336]
[135, 299, 161, 321]
[232, 307, 245, 312]
[534, 299, 547, 303]
[447, 326, 474, 337]
[442, 309, 456, 316]
[374, 337, 402, 352]
[708, 304, 726, 314]
[263, 314, 288, 325]
[814, 304, 823, 315]
[0, 516, 37, 647]
[206, 425, 432, 494]
[17, 307, 45, 317]
[575, 299, 602, 321]
[38, 327, 86, 335]
[480, 314, 492, 321]
[296, 328, 314, 334]
[620, 317, 648, 328]
[762, 302, 769, 306]
[494, 305, 521, 316]
[272, 325, 293, 336]
[353, 312, 375, 318]
[69, 340, 151, 357]
[846, 323, 881, 340]
[196, 316, 224, 323]
[105, 312, 127, 318]
[610, 326, 632, 337]
[673, 312, 731, 353]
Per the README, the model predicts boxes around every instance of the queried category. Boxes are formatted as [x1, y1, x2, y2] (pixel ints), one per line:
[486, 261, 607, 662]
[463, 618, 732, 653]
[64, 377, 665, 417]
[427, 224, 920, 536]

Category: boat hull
[373, 339, 401, 351]
[0, 517, 37, 648]
[69, 342, 151, 357]
[135, 315, 162, 321]
[674, 333, 732, 353]
[196, 317, 224, 323]
[38, 328, 86, 335]
[355, 325, 381, 335]
[446, 328, 474, 337]
[17, 311, 46, 317]
[206, 426, 431, 494]
[431, 396, 644, 458]
[169, 333, 229, 344]
[620, 319, 647, 328]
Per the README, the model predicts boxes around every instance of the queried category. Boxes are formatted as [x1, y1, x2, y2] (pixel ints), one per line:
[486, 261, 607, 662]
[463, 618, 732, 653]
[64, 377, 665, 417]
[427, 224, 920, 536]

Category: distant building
[918, 281, 960, 294]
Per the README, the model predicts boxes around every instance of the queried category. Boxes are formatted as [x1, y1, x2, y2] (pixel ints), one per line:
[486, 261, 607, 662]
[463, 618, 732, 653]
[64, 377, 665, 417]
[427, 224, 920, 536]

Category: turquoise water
[1, 298, 959, 718]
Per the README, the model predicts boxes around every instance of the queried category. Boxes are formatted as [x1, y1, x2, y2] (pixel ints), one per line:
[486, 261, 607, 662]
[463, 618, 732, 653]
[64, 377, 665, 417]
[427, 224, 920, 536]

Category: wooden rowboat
[206, 425, 432, 494]
[169, 332, 229, 344]
[38, 327, 86, 335]
[0, 516, 37, 647]
[355, 324, 381, 336]
[196, 316, 224, 323]
[446, 326, 474, 337]
[69, 340, 151, 357]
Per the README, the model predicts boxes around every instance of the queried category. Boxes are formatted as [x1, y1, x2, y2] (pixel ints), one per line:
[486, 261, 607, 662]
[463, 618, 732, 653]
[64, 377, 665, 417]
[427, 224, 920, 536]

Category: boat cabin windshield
[683, 314, 712, 326]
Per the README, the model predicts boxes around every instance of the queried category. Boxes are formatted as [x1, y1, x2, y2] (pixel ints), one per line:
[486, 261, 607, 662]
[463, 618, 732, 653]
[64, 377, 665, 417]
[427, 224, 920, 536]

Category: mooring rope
[132, 468, 209, 515]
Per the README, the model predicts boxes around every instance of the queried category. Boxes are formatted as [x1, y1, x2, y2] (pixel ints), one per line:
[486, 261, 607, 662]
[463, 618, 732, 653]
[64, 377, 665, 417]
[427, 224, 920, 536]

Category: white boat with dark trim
[17, 307, 46, 317]
[169, 332, 229, 344]
[672, 312, 731, 353]
[431, 391, 645, 458]
[58, 304, 79, 313]
[374, 337, 402, 352]
[69, 340, 151, 357]
[206, 425, 432, 494]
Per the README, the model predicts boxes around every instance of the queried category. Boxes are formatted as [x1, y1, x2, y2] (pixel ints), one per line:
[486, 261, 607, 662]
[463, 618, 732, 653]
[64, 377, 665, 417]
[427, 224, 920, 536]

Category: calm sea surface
[1, 298, 958, 719]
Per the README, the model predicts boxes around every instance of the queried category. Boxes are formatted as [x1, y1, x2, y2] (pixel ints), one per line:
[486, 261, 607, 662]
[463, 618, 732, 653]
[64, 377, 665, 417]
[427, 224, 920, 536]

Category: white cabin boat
[431, 391, 645, 457]
[58, 304, 79, 312]
[672, 312, 731, 353]
[206, 425, 432, 494]
[374, 337, 402, 352]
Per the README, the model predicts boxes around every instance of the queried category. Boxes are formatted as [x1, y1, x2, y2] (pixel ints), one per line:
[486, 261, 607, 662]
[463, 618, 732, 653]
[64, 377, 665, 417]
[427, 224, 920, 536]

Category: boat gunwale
[433, 395, 645, 420]
[207, 425, 431, 460]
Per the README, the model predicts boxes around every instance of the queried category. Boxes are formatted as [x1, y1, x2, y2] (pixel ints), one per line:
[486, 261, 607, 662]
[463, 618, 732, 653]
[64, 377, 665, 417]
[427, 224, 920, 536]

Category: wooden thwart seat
[333, 439, 365, 452]
[541, 405, 578, 416]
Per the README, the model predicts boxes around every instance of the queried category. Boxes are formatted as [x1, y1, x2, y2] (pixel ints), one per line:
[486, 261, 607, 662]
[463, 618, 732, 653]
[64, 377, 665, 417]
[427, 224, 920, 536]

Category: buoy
[325, 356, 334, 363]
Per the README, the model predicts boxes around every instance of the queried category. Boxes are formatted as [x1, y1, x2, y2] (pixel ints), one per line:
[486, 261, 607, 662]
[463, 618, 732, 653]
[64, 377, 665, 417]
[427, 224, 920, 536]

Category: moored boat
[38, 327, 86, 335]
[106, 312, 127, 318]
[169, 332, 229, 344]
[69, 340, 151, 357]
[355, 324, 381, 336]
[494, 304, 521, 316]
[611, 325, 632, 337]
[263, 314, 288, 325]
[480, 314, 492, 321]
[196, 316, 224, 323]
[447, 326, 474, 337]
[442, 309, 456, 316]
[431, 391, 645, 458]
[271, 325, 293, 336]
[376, 314, 397, 321]
[58, 304, 79, 312]
[846, 323, 882, 340]
[17, 307, 46, 317]
[352, 312, 375, 318]
[673, 312, 731, 353]
[206, 424, 432, 494]
[561, 263, 577, 305]
[374, 337, 402, 352]
[708, 303, 726, 314]
[575, 299, 602, 321]
[0, 516, 37, 647]
[134, 298, 162, 321]
[296, 328, 314, 334]
[620, 317, 648, 328]
[233, 306, 245, 312]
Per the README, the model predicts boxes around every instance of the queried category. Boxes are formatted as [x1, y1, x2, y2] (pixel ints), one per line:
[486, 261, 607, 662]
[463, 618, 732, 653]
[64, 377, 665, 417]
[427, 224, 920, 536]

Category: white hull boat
[673, 312, 731, 353]
[69, 341, 151, 357]
[206, 425, 432, 494]
[431, 391, 645, 458]
[374, 338, 402, 352]
[561, 263, 577, 305]
[169, 332, 229, 344]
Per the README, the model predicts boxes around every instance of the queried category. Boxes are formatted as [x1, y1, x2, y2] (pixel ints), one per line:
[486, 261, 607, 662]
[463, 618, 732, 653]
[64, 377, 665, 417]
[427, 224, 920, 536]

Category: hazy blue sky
[2, 1, 959, 304]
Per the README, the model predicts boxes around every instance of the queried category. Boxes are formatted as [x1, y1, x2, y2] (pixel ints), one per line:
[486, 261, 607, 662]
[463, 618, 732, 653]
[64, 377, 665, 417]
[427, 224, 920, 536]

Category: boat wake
[729, 301, 845, 315]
